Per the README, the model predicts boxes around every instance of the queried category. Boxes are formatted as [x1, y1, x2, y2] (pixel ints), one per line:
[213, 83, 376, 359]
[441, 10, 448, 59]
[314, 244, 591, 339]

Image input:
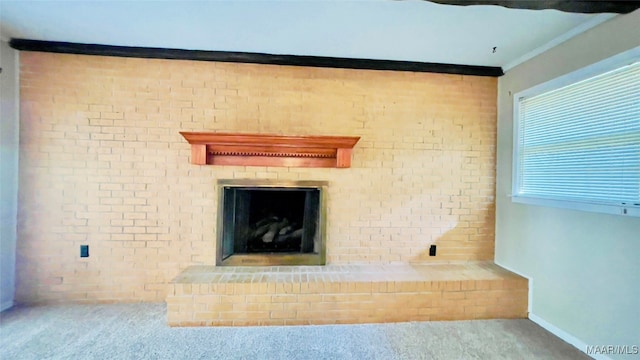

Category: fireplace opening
[217, 180, 327, 266]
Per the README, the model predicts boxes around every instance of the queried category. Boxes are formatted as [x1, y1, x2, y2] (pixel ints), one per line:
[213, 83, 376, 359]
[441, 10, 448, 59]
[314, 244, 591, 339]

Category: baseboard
[0, 300, 14, 312]
[528, 313, 612, 360]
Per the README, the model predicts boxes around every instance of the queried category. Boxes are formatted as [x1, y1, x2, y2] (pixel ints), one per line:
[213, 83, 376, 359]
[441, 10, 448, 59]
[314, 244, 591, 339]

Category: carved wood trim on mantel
[180, 132, 361, 168]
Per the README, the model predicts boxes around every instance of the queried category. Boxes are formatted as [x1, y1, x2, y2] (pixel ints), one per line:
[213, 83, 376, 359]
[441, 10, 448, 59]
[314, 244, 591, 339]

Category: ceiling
[0, 0, 621, 71]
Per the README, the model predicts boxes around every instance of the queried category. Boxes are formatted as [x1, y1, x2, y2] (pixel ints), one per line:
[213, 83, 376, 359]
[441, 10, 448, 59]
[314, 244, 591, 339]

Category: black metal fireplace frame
[216, 179, 328, 266]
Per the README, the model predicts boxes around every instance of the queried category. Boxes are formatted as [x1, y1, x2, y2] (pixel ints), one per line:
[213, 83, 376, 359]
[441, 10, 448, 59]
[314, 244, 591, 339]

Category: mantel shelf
[180, 132, 360, 168]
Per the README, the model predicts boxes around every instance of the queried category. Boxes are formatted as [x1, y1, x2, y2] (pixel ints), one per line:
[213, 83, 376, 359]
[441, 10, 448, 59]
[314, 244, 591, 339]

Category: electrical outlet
[80, 245, 89, 258]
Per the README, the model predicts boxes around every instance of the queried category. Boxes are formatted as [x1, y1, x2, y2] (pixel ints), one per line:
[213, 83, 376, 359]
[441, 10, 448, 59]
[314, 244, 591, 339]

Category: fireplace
[216, 179, 327, 266]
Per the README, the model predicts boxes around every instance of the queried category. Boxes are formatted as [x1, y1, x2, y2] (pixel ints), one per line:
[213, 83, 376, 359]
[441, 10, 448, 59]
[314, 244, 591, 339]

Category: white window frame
[512, 46, 640, 217]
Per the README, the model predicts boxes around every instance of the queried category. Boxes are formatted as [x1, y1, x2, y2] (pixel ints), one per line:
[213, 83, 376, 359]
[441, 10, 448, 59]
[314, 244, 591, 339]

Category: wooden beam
[9, 39, 504, 77]
[427, 1, 640, 14]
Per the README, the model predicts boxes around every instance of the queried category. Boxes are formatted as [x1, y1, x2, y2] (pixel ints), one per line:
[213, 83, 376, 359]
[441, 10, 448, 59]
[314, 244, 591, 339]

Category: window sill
[511, 196, 640, 217]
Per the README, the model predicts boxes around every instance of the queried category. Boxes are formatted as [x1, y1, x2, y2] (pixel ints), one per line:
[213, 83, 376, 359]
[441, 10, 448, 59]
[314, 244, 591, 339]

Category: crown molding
[503, 13, 617, 72]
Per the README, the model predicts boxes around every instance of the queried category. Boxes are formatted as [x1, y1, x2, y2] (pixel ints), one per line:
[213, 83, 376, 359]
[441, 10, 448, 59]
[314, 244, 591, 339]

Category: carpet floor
[0, 303, 590, 360]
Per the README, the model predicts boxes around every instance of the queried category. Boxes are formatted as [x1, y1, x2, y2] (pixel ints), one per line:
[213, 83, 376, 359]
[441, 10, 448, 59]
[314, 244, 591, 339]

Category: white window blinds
[514, 61, 640, 207]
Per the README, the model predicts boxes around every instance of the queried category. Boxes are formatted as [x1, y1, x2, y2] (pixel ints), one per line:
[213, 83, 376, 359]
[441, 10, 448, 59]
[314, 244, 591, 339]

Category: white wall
[0, 40, 19, 311]
[496, 10, 640, 359]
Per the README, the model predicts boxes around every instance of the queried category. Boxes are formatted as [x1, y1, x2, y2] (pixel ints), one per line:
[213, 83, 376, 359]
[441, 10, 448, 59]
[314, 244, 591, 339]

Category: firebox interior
[216, 180, 326, 266]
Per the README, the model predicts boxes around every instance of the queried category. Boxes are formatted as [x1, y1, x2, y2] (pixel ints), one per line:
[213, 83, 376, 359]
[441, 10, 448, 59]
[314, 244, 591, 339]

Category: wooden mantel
[180, 132, 360, 168]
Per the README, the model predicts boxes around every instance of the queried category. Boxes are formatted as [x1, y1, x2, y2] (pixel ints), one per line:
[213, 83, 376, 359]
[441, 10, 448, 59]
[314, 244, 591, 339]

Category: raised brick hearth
[166, 262, 528, 326]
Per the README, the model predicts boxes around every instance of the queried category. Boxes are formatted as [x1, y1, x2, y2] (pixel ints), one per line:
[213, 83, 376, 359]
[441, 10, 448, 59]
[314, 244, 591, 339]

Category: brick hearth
[167, 262, 527, 326]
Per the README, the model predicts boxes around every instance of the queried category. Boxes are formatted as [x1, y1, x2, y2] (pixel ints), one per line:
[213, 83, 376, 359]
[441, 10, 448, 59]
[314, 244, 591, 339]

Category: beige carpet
[0, 303, 590, 360]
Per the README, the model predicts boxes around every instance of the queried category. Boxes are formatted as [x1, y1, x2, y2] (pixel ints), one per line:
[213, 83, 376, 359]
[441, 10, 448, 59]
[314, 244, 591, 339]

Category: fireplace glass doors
[216, 180, 327, 266]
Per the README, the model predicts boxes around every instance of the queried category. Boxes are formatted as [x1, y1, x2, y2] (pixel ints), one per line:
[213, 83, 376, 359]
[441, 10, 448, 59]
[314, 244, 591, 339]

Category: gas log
[246, 216, 303, 251]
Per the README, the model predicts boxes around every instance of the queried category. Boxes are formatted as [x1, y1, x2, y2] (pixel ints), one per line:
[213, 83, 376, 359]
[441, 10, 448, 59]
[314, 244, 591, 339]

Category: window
[512, 47, 640, 216]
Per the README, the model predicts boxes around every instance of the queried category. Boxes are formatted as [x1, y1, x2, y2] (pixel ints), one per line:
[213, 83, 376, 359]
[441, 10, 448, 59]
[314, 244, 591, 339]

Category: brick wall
[17, 52, 497, 303]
